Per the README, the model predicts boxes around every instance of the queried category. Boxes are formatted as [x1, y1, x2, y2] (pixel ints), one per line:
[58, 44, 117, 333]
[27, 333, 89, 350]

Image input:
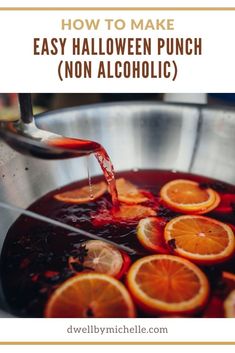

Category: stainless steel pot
[1, 101, 235, 317]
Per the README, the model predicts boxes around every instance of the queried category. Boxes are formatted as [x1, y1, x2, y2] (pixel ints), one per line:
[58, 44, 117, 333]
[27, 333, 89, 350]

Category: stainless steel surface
[0, 93, 99, 159]
[0, 120, 100, 159]
[0, 101, 235, 317]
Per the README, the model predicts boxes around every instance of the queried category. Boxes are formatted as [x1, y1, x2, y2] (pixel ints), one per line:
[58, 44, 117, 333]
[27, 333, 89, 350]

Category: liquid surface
[1, 169, 235, 317]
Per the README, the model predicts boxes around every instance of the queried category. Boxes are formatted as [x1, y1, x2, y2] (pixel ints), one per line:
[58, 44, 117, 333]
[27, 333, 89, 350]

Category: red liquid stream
[48, 137, 118, 206]
[95, 147, 118, 207]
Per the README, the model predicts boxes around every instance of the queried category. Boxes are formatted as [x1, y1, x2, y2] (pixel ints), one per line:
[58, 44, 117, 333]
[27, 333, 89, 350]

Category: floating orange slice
[112, 204, 156, 221]
[126, 254, 209, 315]
[54, 181, 107, 204]
[164, 215, 235, 265]
[115, 178, 149, 204]
[224, 290, 235, 317]
[199, 191, 221, 214]
[68, 240, 126, 278]
[137, 217, 168, 253]
[160, 179, 220, 214]
[45, 273, 136, 318]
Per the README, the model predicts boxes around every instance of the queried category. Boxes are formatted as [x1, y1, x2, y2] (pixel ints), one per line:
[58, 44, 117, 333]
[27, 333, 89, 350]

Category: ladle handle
[18, 93, 33, 124]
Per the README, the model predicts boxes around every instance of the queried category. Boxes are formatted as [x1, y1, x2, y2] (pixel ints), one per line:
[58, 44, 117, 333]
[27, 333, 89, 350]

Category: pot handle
[18, 93, 34, 124]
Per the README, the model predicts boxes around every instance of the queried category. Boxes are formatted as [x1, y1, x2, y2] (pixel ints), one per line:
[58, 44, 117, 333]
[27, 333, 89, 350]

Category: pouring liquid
[49, 137, 118, 206]
[85, 156, 94, 200]
[2, 112, 235, 318]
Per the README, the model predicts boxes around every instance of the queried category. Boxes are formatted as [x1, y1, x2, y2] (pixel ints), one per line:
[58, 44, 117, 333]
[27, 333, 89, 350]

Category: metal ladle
[0, 94, 101, 159]
[0, 95, 139, 255]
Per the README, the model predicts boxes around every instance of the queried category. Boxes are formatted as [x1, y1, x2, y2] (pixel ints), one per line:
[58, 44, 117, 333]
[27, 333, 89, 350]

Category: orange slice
[224, 290, 235, 318]
[68, 240, 124, 278]
[126, 254, 209, 315]
[164, 215, 235, 264]
[137, 217, 168, 253]
[160, 179, 220, 214]
[113, 204, 156, 221]
[115, 178, 149, 204]
[45, 273, 136, 318]
[54, 181, 107, 204]
[199, 191, 221, 214]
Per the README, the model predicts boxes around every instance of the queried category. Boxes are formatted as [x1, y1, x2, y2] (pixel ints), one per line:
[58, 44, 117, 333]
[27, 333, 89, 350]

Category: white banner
[0, 318, 234, 343]
[0, 8, 235, 92]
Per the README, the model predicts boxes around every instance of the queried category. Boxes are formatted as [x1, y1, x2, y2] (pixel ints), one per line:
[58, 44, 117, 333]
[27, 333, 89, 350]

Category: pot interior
[1, 101, 235, 315]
